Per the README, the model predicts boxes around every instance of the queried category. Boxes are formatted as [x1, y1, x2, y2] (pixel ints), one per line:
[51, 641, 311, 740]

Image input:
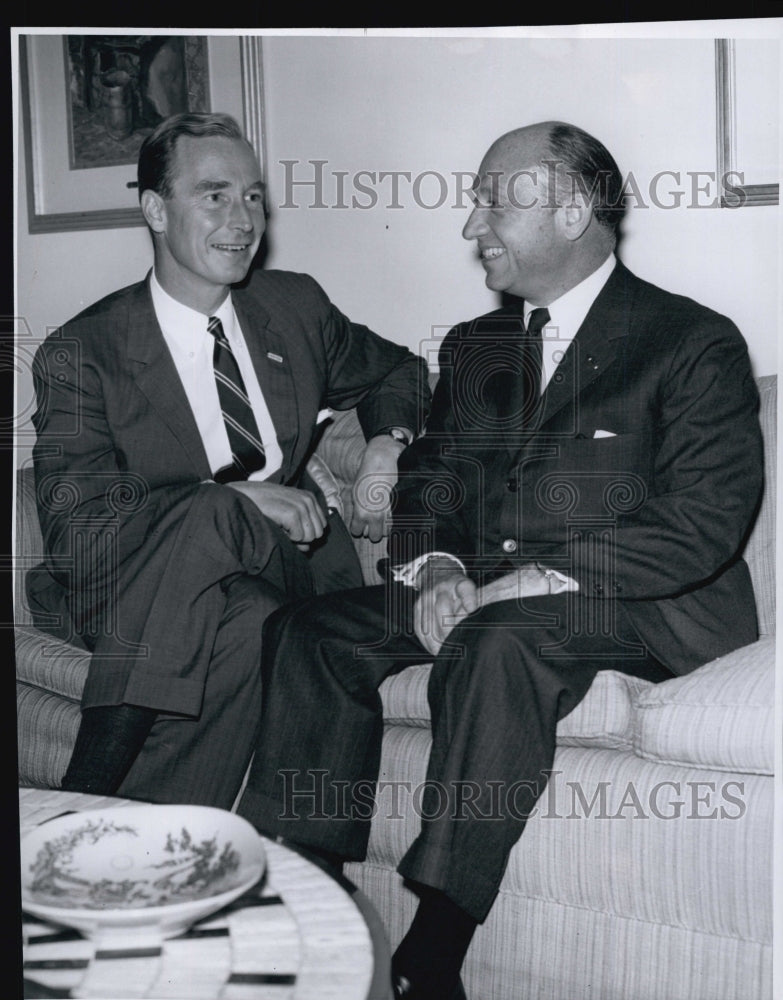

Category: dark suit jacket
[29, 268, 430, 711]
[390, 261, 763, 674]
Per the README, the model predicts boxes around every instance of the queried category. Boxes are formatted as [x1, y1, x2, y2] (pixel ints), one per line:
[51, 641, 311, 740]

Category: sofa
[16, 374, 775, 1000]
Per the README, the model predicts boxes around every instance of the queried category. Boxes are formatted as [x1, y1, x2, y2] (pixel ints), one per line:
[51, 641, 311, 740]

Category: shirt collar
[524, 253, 616, 337]
[150, 270, 235, 349]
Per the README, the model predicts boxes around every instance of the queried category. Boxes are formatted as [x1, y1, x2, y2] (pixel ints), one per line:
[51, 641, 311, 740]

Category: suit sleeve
[388, 325, 476, 566]
[301, 276, 431, 439]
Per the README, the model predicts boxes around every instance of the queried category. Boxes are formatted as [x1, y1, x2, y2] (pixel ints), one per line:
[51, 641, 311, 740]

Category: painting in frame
[20, 33, 265, 233]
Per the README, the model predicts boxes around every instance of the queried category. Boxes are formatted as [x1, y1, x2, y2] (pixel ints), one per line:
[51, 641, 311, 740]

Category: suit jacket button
[612, 582, 622, 592]
[502, 539, 518, 554]
[593, 583, 604, 595]
[506, 477, 518, 492]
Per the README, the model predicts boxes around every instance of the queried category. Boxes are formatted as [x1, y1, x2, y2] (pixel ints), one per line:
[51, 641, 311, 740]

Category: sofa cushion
[380, 663, 433, 727]
[634, 636, 775, 775]
[381, 662, 656, 751]
[556, 669, 654, 748]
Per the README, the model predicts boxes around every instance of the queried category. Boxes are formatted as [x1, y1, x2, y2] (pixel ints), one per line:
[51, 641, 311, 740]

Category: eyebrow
[193, 179, 266, 194]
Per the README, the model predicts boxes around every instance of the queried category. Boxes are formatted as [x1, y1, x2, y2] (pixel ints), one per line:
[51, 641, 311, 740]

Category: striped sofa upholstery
[16, 376, 775, 1000]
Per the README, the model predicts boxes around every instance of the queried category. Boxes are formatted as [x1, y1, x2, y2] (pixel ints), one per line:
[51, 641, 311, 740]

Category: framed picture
[715, 38, 779, 208]
[20, 33, 265, 233]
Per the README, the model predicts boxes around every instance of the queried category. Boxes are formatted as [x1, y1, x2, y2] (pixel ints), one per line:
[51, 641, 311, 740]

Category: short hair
[542, 123, 624, 234]
[137, 112, 246, 201]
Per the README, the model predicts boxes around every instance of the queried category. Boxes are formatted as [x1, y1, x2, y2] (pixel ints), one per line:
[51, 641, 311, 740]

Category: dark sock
[60, 704, 158, 795]
[392, 887, 477, 997]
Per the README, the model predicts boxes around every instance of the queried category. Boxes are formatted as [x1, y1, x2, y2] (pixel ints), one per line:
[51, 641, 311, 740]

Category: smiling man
[236, 121, 763, 999]
[28, 112, 429, 807]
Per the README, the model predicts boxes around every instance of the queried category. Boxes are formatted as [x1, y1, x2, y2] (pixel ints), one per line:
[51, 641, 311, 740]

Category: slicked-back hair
[137, 112, 247, 201]
[543, 123, 625, 234]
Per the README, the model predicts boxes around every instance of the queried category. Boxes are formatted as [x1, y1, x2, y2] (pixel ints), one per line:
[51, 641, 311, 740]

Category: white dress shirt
[150, 272, 283, 480]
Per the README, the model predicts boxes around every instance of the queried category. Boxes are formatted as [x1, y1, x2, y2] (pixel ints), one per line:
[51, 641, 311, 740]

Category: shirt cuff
[535, 562, 579, 594]
[391, 552, 467, 590]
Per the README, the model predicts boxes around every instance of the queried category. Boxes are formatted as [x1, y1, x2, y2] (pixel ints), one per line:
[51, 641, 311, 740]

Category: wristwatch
[384, 427, 412, 446]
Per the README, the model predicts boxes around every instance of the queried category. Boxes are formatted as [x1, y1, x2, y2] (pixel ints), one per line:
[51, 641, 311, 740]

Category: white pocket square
[593, 429, 617, 438]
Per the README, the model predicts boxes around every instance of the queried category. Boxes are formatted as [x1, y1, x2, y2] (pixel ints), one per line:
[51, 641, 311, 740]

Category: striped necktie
[207, 315, 266, 482]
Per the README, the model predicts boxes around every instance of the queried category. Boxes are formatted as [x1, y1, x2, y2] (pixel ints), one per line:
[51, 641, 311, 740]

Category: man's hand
[226, 481, 327, 550]
[413, 562, 579, 657]
[413, 559, 479, 657]
[349, 433, 409, 542]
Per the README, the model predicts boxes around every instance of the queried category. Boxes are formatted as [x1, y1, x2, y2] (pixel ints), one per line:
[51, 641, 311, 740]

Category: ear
[140, 190, 167, 234]
[559, 195, 593, 243]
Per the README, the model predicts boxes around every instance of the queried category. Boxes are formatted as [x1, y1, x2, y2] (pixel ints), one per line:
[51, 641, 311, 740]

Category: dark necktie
[521, 306, 549, 427]
[207, 316, 266, 482]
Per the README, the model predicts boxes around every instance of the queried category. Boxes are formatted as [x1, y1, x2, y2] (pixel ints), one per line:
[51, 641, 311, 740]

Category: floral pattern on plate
[27, 816, 241, 909]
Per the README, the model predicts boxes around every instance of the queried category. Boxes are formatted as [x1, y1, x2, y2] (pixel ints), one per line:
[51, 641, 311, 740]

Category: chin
[486, 276, 511, 295]
[216, 262, 252, 283]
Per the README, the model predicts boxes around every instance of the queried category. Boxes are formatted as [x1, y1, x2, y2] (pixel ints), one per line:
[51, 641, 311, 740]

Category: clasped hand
[349, 434, 407, 543]
[226, 480, 327, 551]
[414, 563, 579, 657]
[226, 431, 408, 550]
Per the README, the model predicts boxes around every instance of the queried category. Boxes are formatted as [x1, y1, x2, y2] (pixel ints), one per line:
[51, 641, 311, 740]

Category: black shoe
[392, 973, 467, 999]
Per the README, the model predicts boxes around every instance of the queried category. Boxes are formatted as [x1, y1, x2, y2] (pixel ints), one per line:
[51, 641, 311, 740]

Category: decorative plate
[20, 805, 265, 943]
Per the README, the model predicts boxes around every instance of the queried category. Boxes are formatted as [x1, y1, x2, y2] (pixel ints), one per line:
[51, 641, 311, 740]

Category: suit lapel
[233, 288, 300, 480]
[125, 278, 212, 477]
[533, 262, 635, 433]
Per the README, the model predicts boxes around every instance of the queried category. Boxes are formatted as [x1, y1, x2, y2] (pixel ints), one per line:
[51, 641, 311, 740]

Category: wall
[15, 31, 781, 459]
[259, 34, 780, 375]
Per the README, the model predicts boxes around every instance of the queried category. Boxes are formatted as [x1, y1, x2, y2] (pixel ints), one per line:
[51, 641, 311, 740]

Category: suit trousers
[30, 483, 362, 810]
[238, 582, 674, 922]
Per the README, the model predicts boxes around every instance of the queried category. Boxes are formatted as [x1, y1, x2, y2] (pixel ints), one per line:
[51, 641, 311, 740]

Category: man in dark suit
[28, 112, 430, 809]
[236, 122, 763, 999]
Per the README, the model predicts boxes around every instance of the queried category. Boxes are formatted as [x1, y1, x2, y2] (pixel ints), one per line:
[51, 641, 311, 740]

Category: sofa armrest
[315, 409, 393, 586]
[305, 453, 344, 518]
[315, 409, 367, 485]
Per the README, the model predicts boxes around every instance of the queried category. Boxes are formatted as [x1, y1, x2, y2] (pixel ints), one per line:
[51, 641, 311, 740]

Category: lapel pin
[266, 351, 284, 364]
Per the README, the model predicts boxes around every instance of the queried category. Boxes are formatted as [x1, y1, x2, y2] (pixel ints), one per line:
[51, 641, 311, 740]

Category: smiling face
[462, 127, 572, 305]
[142, 134, 266, 314]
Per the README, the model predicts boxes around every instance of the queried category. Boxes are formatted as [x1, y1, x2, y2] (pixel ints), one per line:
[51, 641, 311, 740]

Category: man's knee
[223, 573, 286, 616]
[442, 603, 539, 660]
[261, 585, 390, 668]
[431, 601, 566, 696]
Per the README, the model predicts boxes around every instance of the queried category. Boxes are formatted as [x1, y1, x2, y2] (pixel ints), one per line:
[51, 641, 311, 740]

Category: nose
[229, 197, 254, 232]
[462, 205, 487, 241]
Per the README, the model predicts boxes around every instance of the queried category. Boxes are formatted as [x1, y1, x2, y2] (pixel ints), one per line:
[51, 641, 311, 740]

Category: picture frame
[715, 38, 779, 208]
[20, 33, 265, 233]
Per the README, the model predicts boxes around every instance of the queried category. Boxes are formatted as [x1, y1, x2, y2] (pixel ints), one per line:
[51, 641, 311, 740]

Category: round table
[19, 788, 392, 1000]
